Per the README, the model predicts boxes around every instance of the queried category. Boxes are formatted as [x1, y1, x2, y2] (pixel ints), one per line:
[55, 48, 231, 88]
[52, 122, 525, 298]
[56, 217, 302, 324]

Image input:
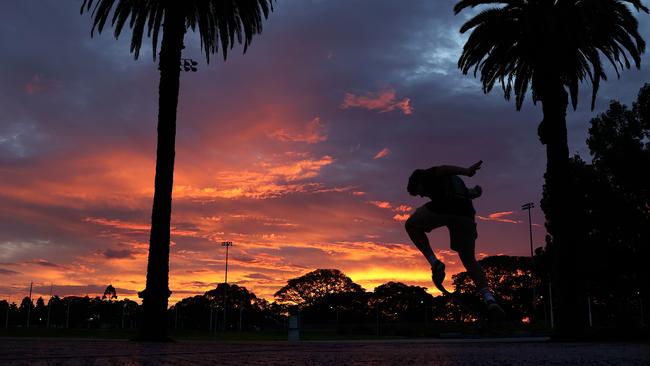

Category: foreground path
[1, 337, 648, 365]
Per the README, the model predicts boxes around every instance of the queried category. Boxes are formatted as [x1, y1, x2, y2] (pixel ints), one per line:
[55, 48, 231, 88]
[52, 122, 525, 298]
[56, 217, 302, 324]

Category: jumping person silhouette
[405, 160, 505, 318]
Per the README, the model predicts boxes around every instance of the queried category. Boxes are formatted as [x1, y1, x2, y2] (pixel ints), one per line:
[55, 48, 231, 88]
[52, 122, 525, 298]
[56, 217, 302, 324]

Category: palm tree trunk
[539, 81, 586, 338]
[137, 8, 185, 341]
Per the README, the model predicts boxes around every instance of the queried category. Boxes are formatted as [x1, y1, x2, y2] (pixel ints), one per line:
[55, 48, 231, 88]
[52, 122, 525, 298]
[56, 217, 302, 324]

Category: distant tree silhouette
[81, 0, 274, 341]
[102, 285, 118, 300]
[274, 269, 365, 309]
[205, 283, 259, 330]
[34, 297, 47, 327]
[452, 256, 537, 321]
[372, 282, 433, 322]
[19, 297, 33, 327]
[302, 291, 372, 325]
[542, 84, 650, 328]
[171, 283, 276, 331]
[454, 0, 647, 338]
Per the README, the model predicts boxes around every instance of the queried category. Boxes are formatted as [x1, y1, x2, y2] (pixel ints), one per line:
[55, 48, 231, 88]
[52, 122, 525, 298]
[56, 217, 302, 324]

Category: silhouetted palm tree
[81, 0, 273, 341]
[454, 0, 647, 337]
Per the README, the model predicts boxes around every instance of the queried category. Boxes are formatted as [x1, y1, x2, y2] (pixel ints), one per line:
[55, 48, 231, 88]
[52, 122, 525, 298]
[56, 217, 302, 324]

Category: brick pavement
[1, 337, 649, 365]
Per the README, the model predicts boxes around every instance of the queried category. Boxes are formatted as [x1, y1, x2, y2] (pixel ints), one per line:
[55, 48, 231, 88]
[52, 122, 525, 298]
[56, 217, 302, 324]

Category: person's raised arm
[435, 160, 483, 177]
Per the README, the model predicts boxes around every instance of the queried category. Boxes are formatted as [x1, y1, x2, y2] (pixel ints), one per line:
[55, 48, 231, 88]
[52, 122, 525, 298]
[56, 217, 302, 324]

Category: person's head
[407, 169, 425, 196]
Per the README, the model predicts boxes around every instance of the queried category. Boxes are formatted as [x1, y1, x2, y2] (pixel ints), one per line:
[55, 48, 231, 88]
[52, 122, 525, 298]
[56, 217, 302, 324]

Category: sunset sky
[1, 0, 649, 305]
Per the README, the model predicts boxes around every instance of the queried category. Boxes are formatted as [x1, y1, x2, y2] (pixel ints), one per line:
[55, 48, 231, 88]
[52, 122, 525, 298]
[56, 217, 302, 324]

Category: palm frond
[455, 0, 648, 111]
[81, 0, 273, 62]
[453, 0, 523, 15]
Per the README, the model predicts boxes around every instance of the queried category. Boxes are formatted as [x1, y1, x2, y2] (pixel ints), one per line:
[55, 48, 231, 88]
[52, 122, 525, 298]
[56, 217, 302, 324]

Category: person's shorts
[405, 205, 477, 253]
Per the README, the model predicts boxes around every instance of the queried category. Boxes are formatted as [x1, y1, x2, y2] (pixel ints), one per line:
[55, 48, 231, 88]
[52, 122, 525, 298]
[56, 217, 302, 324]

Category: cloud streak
[269, 117, 328, 144]
[341, 88, 413, 115]
[477, 211, 523, 224]
[373, 147, 391, 159]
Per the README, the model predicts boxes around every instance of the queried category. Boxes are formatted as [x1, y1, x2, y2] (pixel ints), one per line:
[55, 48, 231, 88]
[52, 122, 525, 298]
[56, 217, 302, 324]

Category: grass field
[0, 327, 410, 341]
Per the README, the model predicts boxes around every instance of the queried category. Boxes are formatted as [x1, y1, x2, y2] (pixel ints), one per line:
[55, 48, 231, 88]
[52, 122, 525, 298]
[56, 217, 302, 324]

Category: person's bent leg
[405, 207, 447, 289]
[457, 250, 492, 299]
[450, 218, 496, 303]
[405, 207, 441, 267]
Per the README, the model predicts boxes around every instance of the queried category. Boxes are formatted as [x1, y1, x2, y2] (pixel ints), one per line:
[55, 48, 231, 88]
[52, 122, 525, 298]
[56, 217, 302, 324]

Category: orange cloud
[393, 205, 412, 213]
[341, 88, 413, 115]
[477, 211, 522, 224]
[269, 117, 327, 144]
[84, 217, 198, 238]
[392, 214, 409, 222]
[173, 154, 336, 200]
[373, 147, 391, 159]
[370, 201, 392, 209]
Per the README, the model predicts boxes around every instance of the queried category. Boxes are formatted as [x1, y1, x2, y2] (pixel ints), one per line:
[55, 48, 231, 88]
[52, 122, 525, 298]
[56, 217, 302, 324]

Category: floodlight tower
[221, 241, 233, 330]
[521, 202, 535, 257]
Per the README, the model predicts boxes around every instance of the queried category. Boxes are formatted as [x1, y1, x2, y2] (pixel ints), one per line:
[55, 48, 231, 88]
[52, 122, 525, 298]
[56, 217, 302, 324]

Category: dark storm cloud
[32, 284, 136, 298]
[25, 259, 62, 268]
[245, 273, 274, 280]
[102, 248, 136, 259]
[0, 268, 21, 275]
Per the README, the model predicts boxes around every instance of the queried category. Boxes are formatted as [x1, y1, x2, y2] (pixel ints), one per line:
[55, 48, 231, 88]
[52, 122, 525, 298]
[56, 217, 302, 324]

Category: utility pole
[522, 202, 537, 325]
[521, 202, 535, 257]
[122, 302, 126, 329]
[65, 299, 70, 329]
[239, 301, 243, 332]
[46, 283, 53, 329]
[221, 241, 233, 331]
[639, 290, 645, 327]
[375, 303, 380, 336]
[26, 282, 33, 328]
[209, 304, 213, 331]
[5, 295, 10, 329]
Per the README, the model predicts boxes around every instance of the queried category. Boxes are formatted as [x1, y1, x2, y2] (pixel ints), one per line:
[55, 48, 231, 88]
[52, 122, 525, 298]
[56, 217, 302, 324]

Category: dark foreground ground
[1, 337, 649, 366]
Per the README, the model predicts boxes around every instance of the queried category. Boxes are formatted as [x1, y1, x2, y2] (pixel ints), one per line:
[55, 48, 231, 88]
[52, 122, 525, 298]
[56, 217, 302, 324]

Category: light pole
[421, 300, 428, 328]
[638, 290, 644, 326]
[180, 58, 198, 72]
[46, 283, 53, 329]
[522, 202, 537, 324]
[26, 282, 33, 328]
[221, 241, 233, 331]
[521, 202, 535, 257]
[5, 295, 10, 329]
[65, 298, 70, 329]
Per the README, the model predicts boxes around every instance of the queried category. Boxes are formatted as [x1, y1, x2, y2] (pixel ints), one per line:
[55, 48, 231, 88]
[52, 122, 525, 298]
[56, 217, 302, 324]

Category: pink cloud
[369, 201, 392, 209]
[393, 205, 412, 213]
[25, 74, 59, 95]
[373, 147, 391, 159]
[269, 117, 327, 144]
[477, 211, 523, 224]
[341, 88, 413, 115]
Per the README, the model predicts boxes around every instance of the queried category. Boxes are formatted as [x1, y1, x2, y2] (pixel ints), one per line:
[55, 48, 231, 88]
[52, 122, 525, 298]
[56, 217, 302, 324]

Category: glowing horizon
[3, 0, 644, 306]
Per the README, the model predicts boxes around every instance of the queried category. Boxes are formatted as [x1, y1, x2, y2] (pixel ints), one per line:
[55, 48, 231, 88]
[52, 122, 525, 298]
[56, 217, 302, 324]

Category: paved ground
[1, 337, 649, 365]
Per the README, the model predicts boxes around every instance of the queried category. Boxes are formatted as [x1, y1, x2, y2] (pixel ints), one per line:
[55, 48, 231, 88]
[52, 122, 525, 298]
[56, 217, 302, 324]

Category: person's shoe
[486, 299, 505, 321]
[431, 260, 447, 293]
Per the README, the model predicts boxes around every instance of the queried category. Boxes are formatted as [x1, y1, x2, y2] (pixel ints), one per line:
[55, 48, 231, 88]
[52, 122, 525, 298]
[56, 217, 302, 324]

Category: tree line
[0, 257, 541, 331]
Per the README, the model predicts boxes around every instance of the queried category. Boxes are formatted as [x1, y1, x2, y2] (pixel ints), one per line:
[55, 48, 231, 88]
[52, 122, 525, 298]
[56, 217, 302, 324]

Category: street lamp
[521, 202, 535, 257]
[180, 58, 198, 72]
[26, 282, 33, 328]
[522, 202, 536, 325]
[5, 295, 10, 329]
[221, 241, 233, 331]
[421, 300, 428, 327]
